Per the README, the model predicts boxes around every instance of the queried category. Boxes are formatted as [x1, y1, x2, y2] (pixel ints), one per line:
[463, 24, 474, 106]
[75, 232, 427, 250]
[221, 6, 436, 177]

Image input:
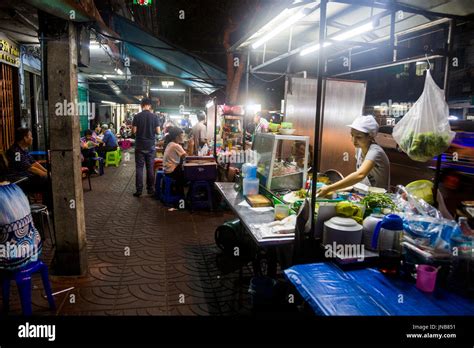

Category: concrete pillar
[46, 20, 88, 275]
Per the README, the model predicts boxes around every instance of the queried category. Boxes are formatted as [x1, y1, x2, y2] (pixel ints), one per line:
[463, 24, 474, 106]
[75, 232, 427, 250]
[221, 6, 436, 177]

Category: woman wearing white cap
[317, 115, 390, 197]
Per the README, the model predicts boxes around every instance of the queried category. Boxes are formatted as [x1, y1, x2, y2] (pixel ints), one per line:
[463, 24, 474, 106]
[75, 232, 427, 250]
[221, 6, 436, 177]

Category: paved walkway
[7, 151, 256, 315]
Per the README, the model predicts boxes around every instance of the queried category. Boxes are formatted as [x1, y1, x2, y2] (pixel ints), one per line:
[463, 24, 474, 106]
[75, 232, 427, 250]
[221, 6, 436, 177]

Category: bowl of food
[279, 128, 296, 135]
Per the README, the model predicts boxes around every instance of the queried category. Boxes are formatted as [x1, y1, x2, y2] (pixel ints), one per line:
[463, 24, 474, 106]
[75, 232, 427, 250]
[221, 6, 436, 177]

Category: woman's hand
[317, 185, 334, 198]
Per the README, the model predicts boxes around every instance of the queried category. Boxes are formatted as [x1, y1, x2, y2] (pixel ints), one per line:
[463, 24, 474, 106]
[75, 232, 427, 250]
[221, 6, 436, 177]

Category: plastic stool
[1, 261, 56, 315]
[188, 180, 213, 211]
[105, 149, 121, 167]
[154, 170, 164, 200]
[119, 139, 132, 150]
[92, 152, 105, 175]
[161, 175, 184, 206]
[30, 204, 56, 248]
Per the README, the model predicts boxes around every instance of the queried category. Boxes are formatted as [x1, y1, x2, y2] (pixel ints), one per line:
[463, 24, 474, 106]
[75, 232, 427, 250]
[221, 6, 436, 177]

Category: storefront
[0, 32, 21, 152]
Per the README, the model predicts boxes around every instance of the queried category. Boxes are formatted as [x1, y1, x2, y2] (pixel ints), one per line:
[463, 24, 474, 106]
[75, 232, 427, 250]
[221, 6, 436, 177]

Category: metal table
[214, 182, 294, 247]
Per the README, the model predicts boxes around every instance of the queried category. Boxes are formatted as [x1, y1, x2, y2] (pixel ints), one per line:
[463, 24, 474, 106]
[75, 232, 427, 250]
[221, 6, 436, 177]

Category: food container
[242, 163, 257, 179]
[274, 204, 290, 221]
[323, 216, 363, 246]
[279, 129, 296, 135]
[243, 177, 259, 196]
[362, 213, 384, 250]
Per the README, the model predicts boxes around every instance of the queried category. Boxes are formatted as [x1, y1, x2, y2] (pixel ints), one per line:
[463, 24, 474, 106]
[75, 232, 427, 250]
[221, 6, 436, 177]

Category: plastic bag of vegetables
[392, 69, 455, 162]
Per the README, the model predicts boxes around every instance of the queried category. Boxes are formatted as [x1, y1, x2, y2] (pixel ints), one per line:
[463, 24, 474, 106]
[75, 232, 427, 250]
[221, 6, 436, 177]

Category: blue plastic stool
[1, 261, 56, 315]
[188, 180, 213, 211]
[92, 156, 105, 175]
[154, 170, 164, 200]
[161, 175, 184, 206]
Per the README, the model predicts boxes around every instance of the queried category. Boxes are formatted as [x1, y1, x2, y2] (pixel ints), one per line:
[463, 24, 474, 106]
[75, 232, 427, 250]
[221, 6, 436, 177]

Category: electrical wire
[250, 72, 286, 83]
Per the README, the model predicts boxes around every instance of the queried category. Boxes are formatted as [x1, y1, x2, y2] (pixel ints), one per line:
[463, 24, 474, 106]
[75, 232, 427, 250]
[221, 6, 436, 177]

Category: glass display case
[252, 133, 310, 191]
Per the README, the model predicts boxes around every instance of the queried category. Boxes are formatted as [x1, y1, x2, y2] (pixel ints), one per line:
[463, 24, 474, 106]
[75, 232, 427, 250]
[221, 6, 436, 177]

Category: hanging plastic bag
[392, 69, 455, 162]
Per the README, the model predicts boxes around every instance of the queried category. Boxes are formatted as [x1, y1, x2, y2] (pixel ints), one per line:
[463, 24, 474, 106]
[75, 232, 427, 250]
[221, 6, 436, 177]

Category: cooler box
[184, 157, 217, 181]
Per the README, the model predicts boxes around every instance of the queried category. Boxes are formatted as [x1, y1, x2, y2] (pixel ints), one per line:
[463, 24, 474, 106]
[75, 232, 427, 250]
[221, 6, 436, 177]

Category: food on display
[361, 193, 396, 214]
[335, 201, 363, 224]
[272, 161, 300, 177]
[399, 131, 451, 162]
[296, 188, 307, 199]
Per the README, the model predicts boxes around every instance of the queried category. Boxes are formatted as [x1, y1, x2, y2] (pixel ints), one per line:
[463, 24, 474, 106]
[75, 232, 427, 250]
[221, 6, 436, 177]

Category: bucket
[416, 264, 438, 292]
[249, 276, 276, 306]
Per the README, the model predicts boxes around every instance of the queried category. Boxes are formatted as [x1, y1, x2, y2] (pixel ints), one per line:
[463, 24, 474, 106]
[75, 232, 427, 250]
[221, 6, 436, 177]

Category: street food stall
[213, 0, 474, 316]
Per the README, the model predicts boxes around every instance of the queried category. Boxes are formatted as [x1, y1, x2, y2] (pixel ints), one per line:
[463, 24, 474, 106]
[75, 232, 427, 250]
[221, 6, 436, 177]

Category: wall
[284, 77, 366, 176]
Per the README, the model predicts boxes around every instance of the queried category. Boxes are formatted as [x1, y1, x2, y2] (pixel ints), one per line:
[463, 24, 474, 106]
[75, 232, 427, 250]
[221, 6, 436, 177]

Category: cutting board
[245, 194, 272, 207]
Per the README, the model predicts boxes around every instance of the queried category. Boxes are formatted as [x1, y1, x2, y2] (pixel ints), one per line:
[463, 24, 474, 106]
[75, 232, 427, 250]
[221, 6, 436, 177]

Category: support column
[46, 19, 88, 275]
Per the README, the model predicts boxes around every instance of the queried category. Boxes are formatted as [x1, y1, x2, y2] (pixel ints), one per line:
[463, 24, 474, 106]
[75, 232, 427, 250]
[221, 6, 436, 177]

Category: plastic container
[274, 204, 290, 221]
[416, 264, 438, 292]
[242, 163, 257, 179]
[362, 213, 384, 250]
[323, 216, 363, 246]
[243, 177, 259, 196]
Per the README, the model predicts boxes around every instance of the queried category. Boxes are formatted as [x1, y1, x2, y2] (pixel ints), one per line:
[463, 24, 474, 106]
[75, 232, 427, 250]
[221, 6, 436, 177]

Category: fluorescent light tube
[300, 42, 332, 56]
[101, 101, 116, 105]
[332, 22, 374, 41]
[252, 8, 307, 49]
[150, 88, 186, 92]
[300, 21, 374, 56]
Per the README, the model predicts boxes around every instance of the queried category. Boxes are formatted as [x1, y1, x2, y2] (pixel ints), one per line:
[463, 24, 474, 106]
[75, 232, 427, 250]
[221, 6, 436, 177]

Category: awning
[111, 15, 226, 95]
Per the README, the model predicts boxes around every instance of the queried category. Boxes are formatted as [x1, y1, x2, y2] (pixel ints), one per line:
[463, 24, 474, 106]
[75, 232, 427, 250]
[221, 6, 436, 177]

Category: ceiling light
[300, 21, 375, 56]
[300, 42, 332, 56]
[150, 88, 185, 92]
[115, 68, 124, 75]
[252, 8, 309, 49]
[101, 101, 116, 105]
[332, 22, 374, 41]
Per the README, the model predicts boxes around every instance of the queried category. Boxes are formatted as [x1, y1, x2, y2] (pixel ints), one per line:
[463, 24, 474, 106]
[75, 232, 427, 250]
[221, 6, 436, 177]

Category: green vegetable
[399, 131, 451, 162]
[336, 201, 363, 224]
[296, 188, 307, 199]
[361, 193, 396, 212]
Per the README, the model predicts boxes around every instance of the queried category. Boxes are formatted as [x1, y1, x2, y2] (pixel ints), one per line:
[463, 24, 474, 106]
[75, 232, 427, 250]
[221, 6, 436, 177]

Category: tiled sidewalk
[6, 151, 256, 315]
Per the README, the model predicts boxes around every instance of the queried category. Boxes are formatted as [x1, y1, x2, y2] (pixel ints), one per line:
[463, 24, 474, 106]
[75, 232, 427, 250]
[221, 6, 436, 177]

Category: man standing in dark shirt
[132, 98, 160, 197]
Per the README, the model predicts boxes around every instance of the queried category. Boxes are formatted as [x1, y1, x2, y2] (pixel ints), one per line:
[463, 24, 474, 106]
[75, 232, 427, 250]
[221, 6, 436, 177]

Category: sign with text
[0, 33, 20, 67]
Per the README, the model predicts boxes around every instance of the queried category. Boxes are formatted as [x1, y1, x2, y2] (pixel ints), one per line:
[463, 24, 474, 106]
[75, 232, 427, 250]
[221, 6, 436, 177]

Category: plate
[283, 191, 306, 203]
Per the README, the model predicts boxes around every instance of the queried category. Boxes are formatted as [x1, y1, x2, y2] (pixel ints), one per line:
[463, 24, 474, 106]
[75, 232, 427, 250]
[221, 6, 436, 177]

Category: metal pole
[213, 97, 217, 159]
[310, 0, 327, 235]
[243, 49, 250, 152]
[40, 31, 49, 161]
[433, 19, 454, 206]
[390, 12, 397, 62]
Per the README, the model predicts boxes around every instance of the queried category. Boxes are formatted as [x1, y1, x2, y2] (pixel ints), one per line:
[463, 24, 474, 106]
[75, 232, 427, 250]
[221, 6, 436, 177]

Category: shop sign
[0, 33, 20, 67]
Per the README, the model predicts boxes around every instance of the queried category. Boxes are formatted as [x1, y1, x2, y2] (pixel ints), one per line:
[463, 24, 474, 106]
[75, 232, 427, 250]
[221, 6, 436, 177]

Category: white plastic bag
[392, 69, 455, 162]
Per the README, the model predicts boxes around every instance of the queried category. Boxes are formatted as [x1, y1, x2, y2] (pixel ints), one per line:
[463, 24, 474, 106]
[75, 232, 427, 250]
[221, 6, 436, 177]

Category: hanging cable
[250, 72, 286, 83]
